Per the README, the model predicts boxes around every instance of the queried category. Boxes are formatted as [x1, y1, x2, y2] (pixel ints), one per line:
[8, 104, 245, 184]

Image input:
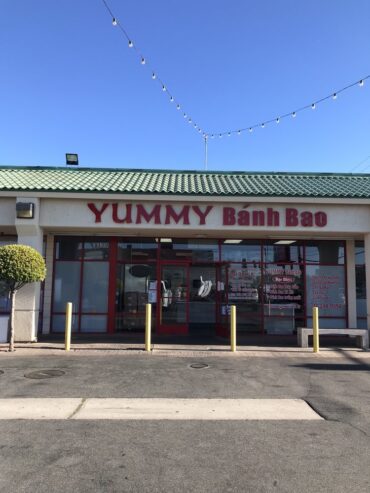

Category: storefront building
[0, 166, 369, 342]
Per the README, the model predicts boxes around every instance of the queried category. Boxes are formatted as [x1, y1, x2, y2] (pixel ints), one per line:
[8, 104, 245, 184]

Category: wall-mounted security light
[16, 202, 34, 219]
[66, 153, 79, 165]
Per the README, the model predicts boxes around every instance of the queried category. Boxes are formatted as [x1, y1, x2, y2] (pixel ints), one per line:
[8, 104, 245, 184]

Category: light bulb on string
[359, 80, 364, 87]
[141, 57, 146, 65]
[112, 18, 117, 26]
[211, 134, 215, 139]
[228, 132, 231, 137]
[162, 85, 166, 92]
[219, 134, 222, 138]
[292, 112, 296, 118]
[332, 93, 337, 100]
[276, 117, 280, 124]
[128, 40, 133, 48]
[198, 129, 202, 133]
[170, 96, 174, 102]
[311, 103, 316, 110]
[151, 73, 156, 80]
[194, 123, 197, 128]
[188, 118, 192, 123]
[238, 130, 241, 136]
[261, 123, 265, 128]
[176, 104, 180, 110]
[183, 113, 187, 118]
[249, 127, 253, 133]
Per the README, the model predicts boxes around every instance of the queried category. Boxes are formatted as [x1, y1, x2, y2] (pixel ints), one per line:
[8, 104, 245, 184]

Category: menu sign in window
[228, 267, 261, 301]
[306, 265, 346, 317]
[264, 265, 303, 314]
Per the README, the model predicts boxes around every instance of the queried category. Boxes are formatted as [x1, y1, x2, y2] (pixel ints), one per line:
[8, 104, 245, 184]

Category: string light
[101, 0, 369, 143]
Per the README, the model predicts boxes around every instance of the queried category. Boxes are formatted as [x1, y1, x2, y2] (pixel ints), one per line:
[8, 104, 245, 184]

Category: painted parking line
[0, 398, 82, 420]
[0, 398, 322, 420]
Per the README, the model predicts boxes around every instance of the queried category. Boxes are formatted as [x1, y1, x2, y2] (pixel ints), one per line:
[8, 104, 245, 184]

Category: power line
[348, 155, 370, 173]
[101, 0, 368, 144]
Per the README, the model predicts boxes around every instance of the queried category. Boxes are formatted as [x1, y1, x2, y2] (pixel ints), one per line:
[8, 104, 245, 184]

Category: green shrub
[0, 244, 46, 291]
[0, 244, 46, 351]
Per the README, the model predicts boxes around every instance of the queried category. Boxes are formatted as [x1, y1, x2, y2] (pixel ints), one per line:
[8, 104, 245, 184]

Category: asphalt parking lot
[0, 349, 370, 492]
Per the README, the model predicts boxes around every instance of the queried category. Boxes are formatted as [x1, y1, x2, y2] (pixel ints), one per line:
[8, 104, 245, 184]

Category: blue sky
[1, 0, 369, 173]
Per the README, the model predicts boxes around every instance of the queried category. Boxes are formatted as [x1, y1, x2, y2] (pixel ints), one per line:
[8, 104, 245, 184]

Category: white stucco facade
[0, 192, 370, 341]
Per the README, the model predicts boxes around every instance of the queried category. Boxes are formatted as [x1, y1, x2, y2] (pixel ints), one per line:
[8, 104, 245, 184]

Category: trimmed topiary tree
[0, 245, 46, 351]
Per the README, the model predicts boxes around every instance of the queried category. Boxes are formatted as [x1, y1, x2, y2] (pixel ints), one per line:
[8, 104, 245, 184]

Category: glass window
[55, 238, 83, 260]
[84, 240, 109, 260]
[81, 315, 107, 332]
[263, 264, 304, 317]
[306, 317, 347, 329]
[52, 314, 79, 332]
[356, 265, 366, 318]
[222, 241, 261, 263]
[117, 239, 157, 262]
[355, 241, 365, 265]
[160, 239, 219, 262]
[53, 262, 81, 312]
[0, 282, 10, 311]
[305, 241, 345, 264]
[263, 243, 303, 264]
[306, 265, 346, 317]
[81, 262, 109, 312]
[116, 264, 156, 313]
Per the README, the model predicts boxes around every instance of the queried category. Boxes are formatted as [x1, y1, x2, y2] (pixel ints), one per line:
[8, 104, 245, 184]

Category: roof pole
[204, 135, 208, 171]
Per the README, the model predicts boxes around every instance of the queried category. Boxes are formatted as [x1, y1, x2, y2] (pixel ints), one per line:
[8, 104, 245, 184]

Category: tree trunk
[9, 290, 16, 352]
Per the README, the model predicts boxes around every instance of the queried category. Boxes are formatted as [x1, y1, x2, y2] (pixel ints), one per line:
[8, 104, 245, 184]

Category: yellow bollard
[312, 306, 319, 353]
[230, 305, 237, 352]
[145, 303, 152, 352]
[65, 302, 72, 352]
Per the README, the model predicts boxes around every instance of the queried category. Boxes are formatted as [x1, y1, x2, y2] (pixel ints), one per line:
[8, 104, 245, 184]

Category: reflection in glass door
[159, 264, 189, 334]
[189, 265, 217, 336]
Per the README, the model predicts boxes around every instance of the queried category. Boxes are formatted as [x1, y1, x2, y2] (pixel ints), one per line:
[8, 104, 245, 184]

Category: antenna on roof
[204, 136, 208, 171]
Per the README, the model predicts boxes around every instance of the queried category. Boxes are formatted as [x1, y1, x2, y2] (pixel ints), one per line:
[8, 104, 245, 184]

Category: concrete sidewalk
[0, 398, 322, 420]
[1, 341, 370, 358]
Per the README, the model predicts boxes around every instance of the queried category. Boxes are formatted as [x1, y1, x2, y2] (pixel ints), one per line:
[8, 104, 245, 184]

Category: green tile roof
[1, 166, 370, 198]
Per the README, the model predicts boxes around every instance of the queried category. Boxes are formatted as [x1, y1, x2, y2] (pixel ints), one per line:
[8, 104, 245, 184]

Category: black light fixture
[66, 153, 79, 165]
[16, 202, 34, 219]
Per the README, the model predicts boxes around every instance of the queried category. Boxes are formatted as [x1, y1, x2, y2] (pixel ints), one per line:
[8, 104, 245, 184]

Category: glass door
[216, 263, 230, 337]
[158, 264, 189, 334]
